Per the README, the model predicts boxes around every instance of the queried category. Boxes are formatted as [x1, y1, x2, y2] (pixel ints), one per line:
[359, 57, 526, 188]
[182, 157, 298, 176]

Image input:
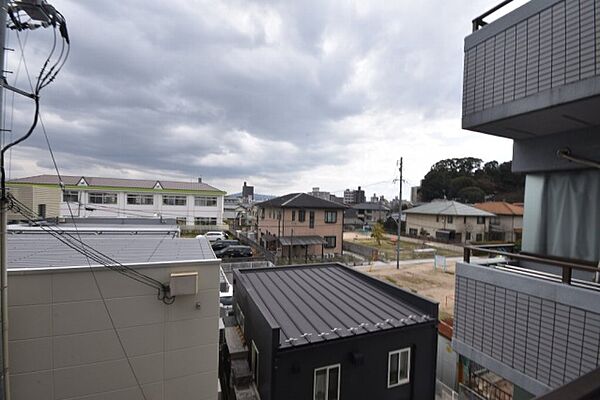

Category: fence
[231, 231, 278, 264]
[342, 241, 379, 261]
[436, 379, 459, 400]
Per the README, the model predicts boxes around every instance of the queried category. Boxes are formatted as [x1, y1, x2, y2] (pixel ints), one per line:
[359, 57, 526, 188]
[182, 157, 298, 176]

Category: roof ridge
[281, 193, 303, 206]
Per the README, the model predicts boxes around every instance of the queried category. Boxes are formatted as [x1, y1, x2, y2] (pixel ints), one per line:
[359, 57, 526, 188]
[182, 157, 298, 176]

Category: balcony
[453, 246, 600, 396]
[462, 0, 600, 140]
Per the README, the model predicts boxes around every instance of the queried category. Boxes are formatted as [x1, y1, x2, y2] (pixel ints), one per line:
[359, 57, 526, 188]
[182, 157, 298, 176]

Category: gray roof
[352, 202, 391, 211]
[9, 174, 224, 193]
[278, 235, 326, 246]
[403, 200, 495, 217]
[256, 193, 346, 210]
[8, 235, 216, 270]
[235, 264, 437, 348]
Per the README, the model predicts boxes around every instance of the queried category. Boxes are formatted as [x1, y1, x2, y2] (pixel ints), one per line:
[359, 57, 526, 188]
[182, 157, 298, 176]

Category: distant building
[7, 234, 221, 400]
[7, 175, 226, 229]
[308, 187, 332, 200]
[403, 200, 494, 243]
[473, 201, 523, 243]
[225, 263, 438, 400]
[343, 186, 366, 205]
[353, 202, 391, 226]
[410, 186, 421, 204]
[242, 181, 254, 202]
[255, 193, 346, 260]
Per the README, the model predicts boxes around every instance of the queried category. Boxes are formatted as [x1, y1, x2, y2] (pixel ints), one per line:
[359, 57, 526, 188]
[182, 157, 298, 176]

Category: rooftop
[352, 202, 391, 211]
[235, 263, 437, 349]
[8, 235, 216, 271]
[403, 200, 495, 217]
[256, 193, 346, 210]
[474, 201, 524, 216]
[8, 174, 224, 193]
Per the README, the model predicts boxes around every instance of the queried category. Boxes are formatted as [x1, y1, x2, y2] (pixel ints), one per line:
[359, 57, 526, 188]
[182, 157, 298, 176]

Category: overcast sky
[4, 0, 520, 199]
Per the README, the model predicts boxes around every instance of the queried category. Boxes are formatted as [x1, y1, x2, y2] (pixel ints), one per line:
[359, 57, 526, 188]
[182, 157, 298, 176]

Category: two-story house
[474, 201, 524, 242]
[7, 175, 226, 229]
[255, 193, 346, 260]
[403, 200, 494, 243]
[454, 1, 600, 399]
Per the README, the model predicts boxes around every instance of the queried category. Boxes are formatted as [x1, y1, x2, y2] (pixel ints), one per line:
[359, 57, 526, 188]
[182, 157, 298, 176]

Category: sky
[4, 0, 523, 199]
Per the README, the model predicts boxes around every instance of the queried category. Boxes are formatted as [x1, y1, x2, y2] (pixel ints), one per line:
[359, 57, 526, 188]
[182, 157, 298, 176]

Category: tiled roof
[8, 174, 224, 192]
[256, 193, 346, 209]
[474, 201, 524, 216]
[403, 200, 495, 217]
[352, 202, 391, 211]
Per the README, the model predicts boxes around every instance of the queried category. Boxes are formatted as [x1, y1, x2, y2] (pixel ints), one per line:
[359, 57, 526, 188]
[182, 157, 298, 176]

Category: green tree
[371, 222, 385, 246]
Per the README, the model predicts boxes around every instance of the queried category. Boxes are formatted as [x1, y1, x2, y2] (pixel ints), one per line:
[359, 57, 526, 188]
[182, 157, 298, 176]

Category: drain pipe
[557, 148, 600, 169]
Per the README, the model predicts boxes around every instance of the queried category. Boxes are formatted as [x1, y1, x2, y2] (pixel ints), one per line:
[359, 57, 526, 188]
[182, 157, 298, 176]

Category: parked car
[214, 245, 253, 259]
[196, 231, 226, 242]
[211, 240, 239, 251]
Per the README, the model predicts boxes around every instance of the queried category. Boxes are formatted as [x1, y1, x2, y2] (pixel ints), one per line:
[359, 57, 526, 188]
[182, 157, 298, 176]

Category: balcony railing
[463, 244, 599, 285]
[472, 0, 515, 32]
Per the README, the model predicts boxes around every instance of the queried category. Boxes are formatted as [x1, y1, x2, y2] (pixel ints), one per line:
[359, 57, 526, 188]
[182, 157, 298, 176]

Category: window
[466, 232, 471, 241]
[314, 364, 340, 400]
[292, 210, 296, 221]
[127, 194, 153, 205]
[477, 216, 486, 224]
[163, 195, 187, 206]
[88, 192, 117, 204]
[388, 348, 410, 388]
[490, 217, 501, 225]
[309, 211, 315, 228]
[476, 233, 483, 242]
[251, 341, 259, 384]
[298, 210, 306, 222]
[194, 196, 218, 207]
[176, 217, 187, 225]
[324, 236, 336, 249]
[436, 215, 440, 222]
[261, 208, 265, 219]
[195, 217, 217, 226]
[409, 228, 418, 236]
[464, 216, 467, 224]
[37, 204, 46, 219]
[447, 216, 453, 224]
[63, 190, 79, 203]
[324, 211, 337, 223]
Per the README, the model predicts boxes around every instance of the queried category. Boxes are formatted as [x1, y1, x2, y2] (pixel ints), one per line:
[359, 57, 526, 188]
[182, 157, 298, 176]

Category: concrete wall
[8, 260, 220, 400]
[258, 207, 343, 254]
[405, 214, 489, 243]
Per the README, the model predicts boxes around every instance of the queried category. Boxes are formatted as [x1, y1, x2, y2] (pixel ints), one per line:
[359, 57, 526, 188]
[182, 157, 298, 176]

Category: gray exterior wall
[453, 262, 600, 396]
[462, 0, 600, 133]
[8, 260, 220, 400]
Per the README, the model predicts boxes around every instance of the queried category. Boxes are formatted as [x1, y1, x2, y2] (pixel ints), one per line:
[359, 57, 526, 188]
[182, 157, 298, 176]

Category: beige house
[256, 193, 346, 260]
[404, 200, 495, 243]
[474, 202, 523, 243]
[7, 235, 220, 400]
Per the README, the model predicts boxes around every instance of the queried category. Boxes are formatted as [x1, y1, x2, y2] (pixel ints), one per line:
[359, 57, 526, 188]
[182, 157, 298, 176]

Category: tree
[456, 186, 486, 203]
[371, 222, 385, 246]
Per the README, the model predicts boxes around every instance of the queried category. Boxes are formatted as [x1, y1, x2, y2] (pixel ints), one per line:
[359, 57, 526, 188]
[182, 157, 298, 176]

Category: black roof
[234, 263, 437, 349]
[256, 193, 346, 210]
[353, 202, 391, 211]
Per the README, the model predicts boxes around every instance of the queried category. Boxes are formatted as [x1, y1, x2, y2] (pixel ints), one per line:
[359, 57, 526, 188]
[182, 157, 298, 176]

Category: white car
[197, 231, 226, 242]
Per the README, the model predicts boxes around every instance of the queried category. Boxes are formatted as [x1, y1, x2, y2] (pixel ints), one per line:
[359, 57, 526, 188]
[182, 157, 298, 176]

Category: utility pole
[396, 158, 403, 269]
[0, 1, 9, 397]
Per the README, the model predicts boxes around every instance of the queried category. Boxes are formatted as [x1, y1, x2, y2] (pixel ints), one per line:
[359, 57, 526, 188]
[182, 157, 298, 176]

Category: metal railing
[472, 0, 515, 32]
[463, 244, 598, 285]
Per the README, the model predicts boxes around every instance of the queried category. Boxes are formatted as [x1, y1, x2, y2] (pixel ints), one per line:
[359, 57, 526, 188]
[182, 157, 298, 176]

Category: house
[7, 174, 226, 230]
[352, 202, 391, 226]
[7, 234, 221, 400]
[403, 200, 494, 243]
[454, 1, 600, 398]
[255, 193, 346, 260]
[225, 263, 438, 400]
[474, 202, 524, 242]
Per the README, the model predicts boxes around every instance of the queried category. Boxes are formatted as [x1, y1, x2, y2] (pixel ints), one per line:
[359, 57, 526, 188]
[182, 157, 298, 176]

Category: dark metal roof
[278, 236, 326, 246]
[7, 235, 216, 270]
[352, 202, 391, 211]
[8, 174, 224, 193]
[256, 193, 346, 210]
[235, 263, 437, 348]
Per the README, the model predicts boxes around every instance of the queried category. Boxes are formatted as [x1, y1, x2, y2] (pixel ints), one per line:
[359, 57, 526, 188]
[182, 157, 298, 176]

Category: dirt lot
[359, 260, 457, 321]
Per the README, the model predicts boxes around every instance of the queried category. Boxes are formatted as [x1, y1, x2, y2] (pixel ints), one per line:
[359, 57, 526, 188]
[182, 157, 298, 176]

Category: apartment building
[7, 234, 221, 400]
[225, 263, 438, 400]
[7, 175, 226, 228]
[343, 186, 366, 205]
[474, 202, 524, 242]
[454, 1, 600, 399]
[403, 200, 493, 243]
[255, 193, 346, 259]
[352, 202, 391, 226]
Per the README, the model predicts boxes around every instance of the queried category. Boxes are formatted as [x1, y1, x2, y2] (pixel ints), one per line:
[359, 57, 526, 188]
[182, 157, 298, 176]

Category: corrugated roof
[235, 264, 436, 348]
[403, 200, 495, 217]
[8, 235, 216, 270]
[8, 174, 224, 193]
[278, 236, 326, 246]
[474, 201, 524, 216]
[256, 193, 346, 209]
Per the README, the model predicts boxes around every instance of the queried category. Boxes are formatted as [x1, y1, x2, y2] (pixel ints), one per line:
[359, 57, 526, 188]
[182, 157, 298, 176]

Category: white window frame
[162, 195, 187, 206]
[387, 348, 411, 388]
[194, 196, 218, 207]
[313, 363, 341, 400]
[62, 190, 79, 203]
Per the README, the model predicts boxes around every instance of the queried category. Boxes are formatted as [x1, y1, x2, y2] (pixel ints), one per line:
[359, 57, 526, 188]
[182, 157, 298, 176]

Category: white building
[7, 234, 221, 400]
[7, 175, 226, 229]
